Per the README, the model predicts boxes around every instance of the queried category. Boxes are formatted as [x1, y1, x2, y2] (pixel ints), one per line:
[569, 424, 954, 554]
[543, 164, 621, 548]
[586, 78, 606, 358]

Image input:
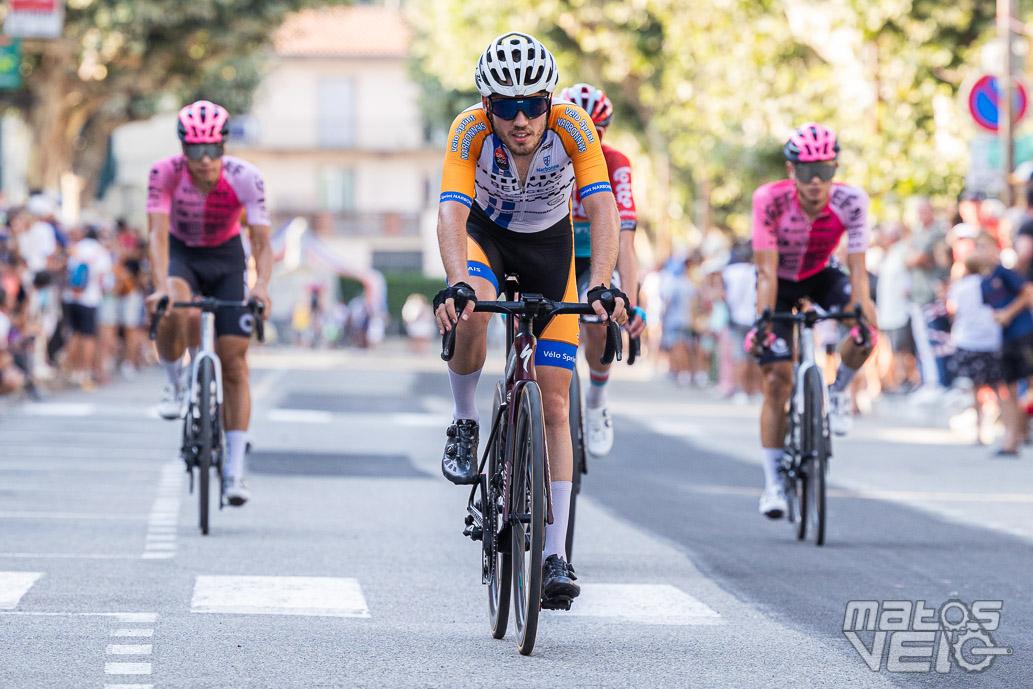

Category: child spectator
[976, 233, 1033, 455]
[947, 252, 1004, 445]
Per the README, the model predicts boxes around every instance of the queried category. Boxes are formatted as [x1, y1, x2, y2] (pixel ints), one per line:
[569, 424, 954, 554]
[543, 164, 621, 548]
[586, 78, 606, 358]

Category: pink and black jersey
[146, 154, 269, 248]
[751, 179, 869, 281]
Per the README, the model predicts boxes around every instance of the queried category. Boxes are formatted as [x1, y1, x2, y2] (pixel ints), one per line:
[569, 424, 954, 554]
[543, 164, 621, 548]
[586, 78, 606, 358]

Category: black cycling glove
[433, 282, 477, 313]
[585, 284, 629, 315]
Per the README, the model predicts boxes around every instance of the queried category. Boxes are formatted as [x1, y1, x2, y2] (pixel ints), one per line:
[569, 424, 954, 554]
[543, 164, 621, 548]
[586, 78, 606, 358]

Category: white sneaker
[224, 476, 251, 507]
[759, 485, 787, 519]
[828, 387, 853, 436]
[585, 406, 614, 457]
[158, 383, 185, 420]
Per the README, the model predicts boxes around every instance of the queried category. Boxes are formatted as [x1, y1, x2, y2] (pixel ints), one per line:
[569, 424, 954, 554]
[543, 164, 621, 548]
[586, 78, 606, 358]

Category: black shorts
[65, 302, 98, 336]
[465, 203, 578, 369]
[168, 235, 252, 338]
[759, 267, 852, 365]
[948, 348, 1003, 387]
[1001, 333, 1033, 383]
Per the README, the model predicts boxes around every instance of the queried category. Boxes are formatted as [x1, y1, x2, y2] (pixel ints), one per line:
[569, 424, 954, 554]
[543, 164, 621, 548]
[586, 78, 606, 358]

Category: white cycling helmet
[475, 32, 559, 98]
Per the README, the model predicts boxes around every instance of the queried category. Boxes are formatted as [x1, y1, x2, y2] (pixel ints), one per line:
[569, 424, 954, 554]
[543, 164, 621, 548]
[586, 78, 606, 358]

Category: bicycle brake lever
[149, 296, 169, 341]
[248, 299, 265, 343]
[627, 336, 640, 366]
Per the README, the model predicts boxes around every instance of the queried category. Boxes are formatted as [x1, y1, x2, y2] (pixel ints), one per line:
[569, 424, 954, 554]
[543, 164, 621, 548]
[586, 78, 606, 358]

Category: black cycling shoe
[541, 554, 580, 610]
[442, 419, 479, 485]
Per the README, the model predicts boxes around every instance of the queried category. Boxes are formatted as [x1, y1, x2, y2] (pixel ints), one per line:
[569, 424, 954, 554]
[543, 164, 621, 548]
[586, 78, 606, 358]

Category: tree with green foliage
[411, 0, 1007, 245]
[7, 0, 348, 200]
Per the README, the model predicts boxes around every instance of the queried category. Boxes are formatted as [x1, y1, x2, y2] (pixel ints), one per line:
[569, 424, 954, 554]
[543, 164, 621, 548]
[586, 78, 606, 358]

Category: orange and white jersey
[439, 101, 612, 232]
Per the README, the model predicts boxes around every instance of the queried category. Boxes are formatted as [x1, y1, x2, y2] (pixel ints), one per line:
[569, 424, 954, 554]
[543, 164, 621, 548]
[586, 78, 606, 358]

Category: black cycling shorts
[168, 234, 253, 338]
[464, 203, 578, 370]
[759, 266, 852, 365]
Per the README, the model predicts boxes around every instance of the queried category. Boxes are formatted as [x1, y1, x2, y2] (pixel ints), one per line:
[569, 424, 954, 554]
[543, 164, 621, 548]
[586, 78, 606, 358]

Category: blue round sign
[968, 74, 1028, 133]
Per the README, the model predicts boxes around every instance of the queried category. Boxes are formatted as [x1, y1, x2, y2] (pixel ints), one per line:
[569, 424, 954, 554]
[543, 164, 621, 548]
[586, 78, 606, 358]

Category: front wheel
[197, 359, 215, 535]
[486, 383, 511, 639]
[511, 382, 546, 656]
[803, 368, 829, 546]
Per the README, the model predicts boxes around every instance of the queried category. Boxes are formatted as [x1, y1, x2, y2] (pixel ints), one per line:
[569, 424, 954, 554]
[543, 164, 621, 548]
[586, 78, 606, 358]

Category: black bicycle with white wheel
[149, 296, 264, 535]
[445, 275, 620, 655]
[756, 303, 868, 546]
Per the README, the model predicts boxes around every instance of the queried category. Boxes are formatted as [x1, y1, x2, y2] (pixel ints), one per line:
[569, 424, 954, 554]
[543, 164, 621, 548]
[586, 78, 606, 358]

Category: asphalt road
[0, 343, 1029, 688]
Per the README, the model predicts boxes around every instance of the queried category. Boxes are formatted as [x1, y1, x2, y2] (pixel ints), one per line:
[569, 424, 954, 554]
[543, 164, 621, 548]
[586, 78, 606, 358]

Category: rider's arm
[437, 201, 472, 287]
[755, 249, 779, 317]
[582, 191, 620, 289]
[845, 250, 878, 330]
[148, 213, 171, 294]
[248, 224, 273, 287]
[616, 229, 639, 304]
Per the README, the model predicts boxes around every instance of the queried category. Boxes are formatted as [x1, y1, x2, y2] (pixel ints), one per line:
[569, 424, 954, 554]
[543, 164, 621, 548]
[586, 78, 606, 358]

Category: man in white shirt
[63, 226, 114, 387]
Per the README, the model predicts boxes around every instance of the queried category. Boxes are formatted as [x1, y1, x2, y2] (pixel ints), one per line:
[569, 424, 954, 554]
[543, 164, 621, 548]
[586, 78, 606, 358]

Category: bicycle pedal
[463, 524, 483, 541]
[540, 596, 572, 611]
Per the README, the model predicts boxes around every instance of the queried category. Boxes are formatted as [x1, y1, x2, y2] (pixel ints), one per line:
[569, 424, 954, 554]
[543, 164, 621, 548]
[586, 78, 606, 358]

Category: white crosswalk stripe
[0, 572, 43, 609]
[190, 575, 371, 617]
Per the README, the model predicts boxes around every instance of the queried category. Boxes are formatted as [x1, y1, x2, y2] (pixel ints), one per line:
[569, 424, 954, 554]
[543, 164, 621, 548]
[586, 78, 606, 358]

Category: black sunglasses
[489, 96, 550, 121]
[793, 162, 836, 182]
[183, 143, 225, 161]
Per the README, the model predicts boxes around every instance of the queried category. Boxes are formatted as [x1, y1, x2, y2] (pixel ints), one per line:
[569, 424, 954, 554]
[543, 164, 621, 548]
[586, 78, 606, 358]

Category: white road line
[0, 612, 157, 621]
[21, 402, 95, 416]
[556, 584, 724, 626]
[111, 629, 154, 637]
[0, 511, 148, 521]
[251, 367, 287, 403]
[0, 572, 43, 609]
[190, 575, 370, 617]
[104, 685, 154, 689]
[105, 663, 152, 675]
[143, 462, 183, 560]
[266, 409, 334, 424]
[107, 644, 153, 655]
[0, 553, 141, 560]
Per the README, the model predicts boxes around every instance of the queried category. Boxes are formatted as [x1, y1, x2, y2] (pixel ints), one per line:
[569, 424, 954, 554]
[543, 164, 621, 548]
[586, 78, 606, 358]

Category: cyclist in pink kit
[745, 123, 877, 519]
[146, 100, 273, 507]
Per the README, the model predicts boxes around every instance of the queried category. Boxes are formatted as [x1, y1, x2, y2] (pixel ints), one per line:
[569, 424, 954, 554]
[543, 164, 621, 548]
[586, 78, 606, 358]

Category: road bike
[756, 303, 869, 546]
[443, 275, 620, 655]
[565, 333, 639, 564]
[150, 296, 264, 535]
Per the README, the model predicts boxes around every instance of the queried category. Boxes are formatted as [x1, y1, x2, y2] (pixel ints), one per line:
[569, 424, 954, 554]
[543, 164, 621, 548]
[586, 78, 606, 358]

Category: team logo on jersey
[494, 146, 509, 171]
[543, 154, 551, 166]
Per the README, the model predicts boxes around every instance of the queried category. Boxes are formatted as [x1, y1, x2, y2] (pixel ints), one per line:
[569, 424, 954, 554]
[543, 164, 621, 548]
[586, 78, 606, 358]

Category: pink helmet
[783, 122, 839, 162]
[177, 100, 230, 144]
[559, 83, 613, 128]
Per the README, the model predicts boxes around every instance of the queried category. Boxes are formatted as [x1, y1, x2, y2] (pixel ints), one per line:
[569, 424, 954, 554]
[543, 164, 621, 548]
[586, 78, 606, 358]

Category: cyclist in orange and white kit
[745, 123, 877, 518]
[433, 33, 628, 606]
[559, 83, 646, 457]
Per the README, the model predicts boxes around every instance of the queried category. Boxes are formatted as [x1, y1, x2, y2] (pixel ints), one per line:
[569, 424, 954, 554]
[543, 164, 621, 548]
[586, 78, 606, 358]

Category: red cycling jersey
[751, 179, 869, 281]
[570, 143, 636, 258]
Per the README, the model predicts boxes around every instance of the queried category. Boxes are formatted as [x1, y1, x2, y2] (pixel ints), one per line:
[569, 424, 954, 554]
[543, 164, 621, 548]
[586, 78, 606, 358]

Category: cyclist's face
[183, 147, 223, 185]
[484, 93, 549, 156]
[787, 161, 836, 205]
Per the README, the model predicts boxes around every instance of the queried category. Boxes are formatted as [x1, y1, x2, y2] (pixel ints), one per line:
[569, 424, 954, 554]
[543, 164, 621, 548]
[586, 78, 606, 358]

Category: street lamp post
[1000, 0, 1017, 205]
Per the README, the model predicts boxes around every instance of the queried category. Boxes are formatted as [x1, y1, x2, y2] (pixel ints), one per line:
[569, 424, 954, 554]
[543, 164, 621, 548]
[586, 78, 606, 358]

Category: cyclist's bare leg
[154, 277, 194, 363]
[446, 276, 496, 375]
[217, 335, 251, 432]
[538, 364, 576, 565]
[217, 334, 251, 483]
[760, 361, 793, 488]
[830, 327, 874, 392]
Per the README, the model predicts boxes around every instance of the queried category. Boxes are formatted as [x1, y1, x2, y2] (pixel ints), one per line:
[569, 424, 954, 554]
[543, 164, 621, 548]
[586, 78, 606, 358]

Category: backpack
[67, 258, 89, 292]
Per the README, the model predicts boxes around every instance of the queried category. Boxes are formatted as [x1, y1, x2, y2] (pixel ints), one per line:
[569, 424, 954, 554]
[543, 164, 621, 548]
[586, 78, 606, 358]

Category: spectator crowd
[0, 192, 153, 401]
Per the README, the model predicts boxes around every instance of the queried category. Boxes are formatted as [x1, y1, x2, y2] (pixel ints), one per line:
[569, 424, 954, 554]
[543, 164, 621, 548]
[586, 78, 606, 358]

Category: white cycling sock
[188, 346, 199, 364]
[585, 368, 609, 409]
[224, 431, 248, 480]
[830, 362, 860, 392]
[762, 448, 784, 490]
[544, 481, 572, 561]
[448, 368, 481, 422]
[162, 358, 183, 387]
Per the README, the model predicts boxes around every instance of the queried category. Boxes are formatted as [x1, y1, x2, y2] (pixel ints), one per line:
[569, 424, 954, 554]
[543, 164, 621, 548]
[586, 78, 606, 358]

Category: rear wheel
[487, 383, 511, 640]
[803, 368, 829, 546]
[566, 369, 585, 563]
[511, 383, 546, 656]
[197, 359, 215, 536]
